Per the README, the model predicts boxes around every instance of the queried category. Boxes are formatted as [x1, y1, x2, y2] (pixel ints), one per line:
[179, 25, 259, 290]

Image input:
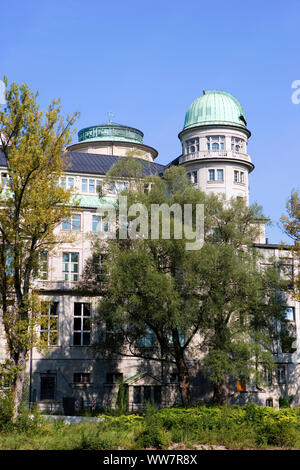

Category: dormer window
[207, 136, 225, 152]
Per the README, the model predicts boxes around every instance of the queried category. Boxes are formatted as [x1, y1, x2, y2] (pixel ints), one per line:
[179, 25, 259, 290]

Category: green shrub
[0, 394, 14, 431]
[256, 418, 297, 448]
[136, 404, 170, 449]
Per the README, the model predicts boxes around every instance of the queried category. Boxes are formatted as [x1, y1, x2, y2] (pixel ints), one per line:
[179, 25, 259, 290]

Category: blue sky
[2, 0, 300, 243]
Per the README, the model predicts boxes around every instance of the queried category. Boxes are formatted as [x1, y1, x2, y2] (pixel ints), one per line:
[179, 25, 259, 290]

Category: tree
[0, 79, 78, 418]
[84, 163, 286, 406]
[281, 189, 300, 298]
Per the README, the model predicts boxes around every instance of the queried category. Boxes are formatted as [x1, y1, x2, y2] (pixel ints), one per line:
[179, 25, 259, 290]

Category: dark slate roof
[0, 150, 166, 176]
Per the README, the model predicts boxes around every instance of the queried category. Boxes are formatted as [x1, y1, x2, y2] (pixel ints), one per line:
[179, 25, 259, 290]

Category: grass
[0, 403, 300, 450]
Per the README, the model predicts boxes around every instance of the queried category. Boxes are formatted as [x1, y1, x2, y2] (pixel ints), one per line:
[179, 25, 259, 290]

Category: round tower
[67, 120, 158, 162]
[178, 90, 254, 204]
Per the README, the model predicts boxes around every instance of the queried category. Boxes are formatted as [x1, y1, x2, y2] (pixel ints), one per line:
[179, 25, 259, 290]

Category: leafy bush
[0, 394, 14, 431]
[136, 404, 170, 449]
[256, 418, 297, 448]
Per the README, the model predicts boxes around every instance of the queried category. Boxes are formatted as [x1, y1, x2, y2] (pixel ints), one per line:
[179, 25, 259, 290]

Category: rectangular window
[277, 365, 286, 384]
[237, 379, 246, 392]
[209, 169, 215, 181]
[234, 170, 239, 183]
[92, 215, 109, 233]
[138, 327, 155, 348]
[62, 215, 81, 232]
[89, 179, 95, 193]
[73, 302, 91, 346]
[62, 252, 79, 281]
[144, 386, 152, 403]
[68, 177, 74, 189]
[73, 373, 90, 384]
[39, 251, 48, 280]
[40, 375, 56, 400]
[192, 171, 198, 184]
[154, 385, 161, 405]
[285, 307, 295, 322]
[217, 169, 224, 181]
[106, 372, 123, 384]
[40, 301, 59, 346]
[133, 386, 141, 404]
[60, 177, 66, 189]
[81, 179, 88, 192]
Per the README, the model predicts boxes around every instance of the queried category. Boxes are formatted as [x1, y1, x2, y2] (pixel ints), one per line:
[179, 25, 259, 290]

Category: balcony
[179, 150, 252, 165]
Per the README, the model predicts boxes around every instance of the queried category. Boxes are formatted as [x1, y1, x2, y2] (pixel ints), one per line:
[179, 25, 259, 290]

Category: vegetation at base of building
[0, 401, 300, 450]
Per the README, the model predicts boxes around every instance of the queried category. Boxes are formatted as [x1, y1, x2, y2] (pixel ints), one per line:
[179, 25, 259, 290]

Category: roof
[0, 150, 166, 177]
[183, 90, 247, 131]
[78, 121, 144, 144]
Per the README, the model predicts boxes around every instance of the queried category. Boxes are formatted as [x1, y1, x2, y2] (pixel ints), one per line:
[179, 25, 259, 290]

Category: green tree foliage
[84, 162, 286, 406]
[0, 79, 78, 418]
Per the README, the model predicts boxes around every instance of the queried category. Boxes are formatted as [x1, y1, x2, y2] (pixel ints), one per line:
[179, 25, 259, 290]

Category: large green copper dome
[78, 121, 144, 144]
[183, 90, 247, 130]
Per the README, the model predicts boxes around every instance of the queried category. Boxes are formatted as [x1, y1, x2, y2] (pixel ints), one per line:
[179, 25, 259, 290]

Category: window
[133, 386, 141, 404]
[1, 172, 8, 187]
[137, 327, 155, 348]
[60, 177, 66, 189]
[208, 169, 224, 182]
[266, 398, 273, 407]
[40, 301, 59, 346]
[106, 372, 123, 384]
[73, 302, 91, 346]
[92, 215, 109, 233]
[209, 169, 215, 181]
[68, 177, 74, 189]
[234, 170, 245, 184]
[89, 179, 95, 193]
[132, 385, 162, 405]
[73, 373, 91, 384]
[237, 379, 246, 392]
[284, 307, 295, 322]
[39, 251, 48, 280]
[231, 137, 244, 153]
[280, 261, 294, 289]
[217, 169, 224, 181]
[277, 365, 286, 384]
[192, 171, 198, 184]
[40, 375, 56, 400]
[81, 179, 88, 192]
[170, 372, 178, 383]
[207, 136, 224, 151]
[185, 137, 199, 154]
[62, 252, 79, 281]
[62, 214, 81, 231]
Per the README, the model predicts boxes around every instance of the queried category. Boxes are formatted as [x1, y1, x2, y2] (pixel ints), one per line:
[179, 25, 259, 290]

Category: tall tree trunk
[176, 356, 191, 407]
[11, 351, 27, 420]
[212, 381, 224, 405]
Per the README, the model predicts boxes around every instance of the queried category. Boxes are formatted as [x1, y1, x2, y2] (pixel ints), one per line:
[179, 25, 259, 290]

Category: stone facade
[0, 90, 298, 412]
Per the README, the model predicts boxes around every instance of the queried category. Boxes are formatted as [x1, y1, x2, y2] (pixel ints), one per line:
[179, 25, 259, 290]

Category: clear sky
[2, 0, 300, 243]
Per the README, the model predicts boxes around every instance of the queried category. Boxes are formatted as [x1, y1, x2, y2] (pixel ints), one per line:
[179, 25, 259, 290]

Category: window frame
[62, 252, 79, 282]
[73, 302, 91, 346]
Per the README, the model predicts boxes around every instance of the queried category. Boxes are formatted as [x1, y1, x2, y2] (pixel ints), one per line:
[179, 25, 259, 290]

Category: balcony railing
[179, 151, 252, 164]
